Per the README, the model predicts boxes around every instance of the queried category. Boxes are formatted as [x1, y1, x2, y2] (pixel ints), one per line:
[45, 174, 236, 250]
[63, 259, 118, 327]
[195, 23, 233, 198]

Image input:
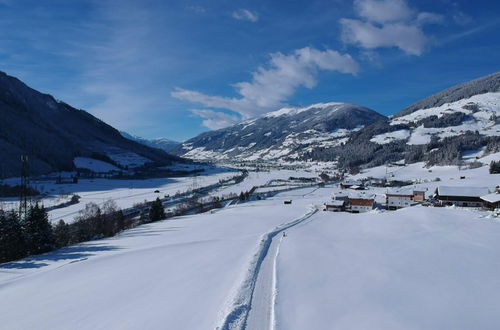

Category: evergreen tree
[490, 160, 500, 174]
[23, 203, 55, 255]
[0, 211, 26, 263]
[149, 197, 165, 222]
[53, 220, 71, 248]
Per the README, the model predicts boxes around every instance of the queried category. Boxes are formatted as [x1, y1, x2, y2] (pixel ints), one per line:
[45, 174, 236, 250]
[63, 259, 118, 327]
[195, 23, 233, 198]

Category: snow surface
[0, 195, 312, 330]
[438, 186, 491, 197]
[393, 92, 500, 125]
[1, 159, 500, 330]
[276, 206, 500, 330]
[481, 193, 500, 203]
[264, 102, 343, 118]
[370, 129, 411, 144]
[74, 157, 120, 172]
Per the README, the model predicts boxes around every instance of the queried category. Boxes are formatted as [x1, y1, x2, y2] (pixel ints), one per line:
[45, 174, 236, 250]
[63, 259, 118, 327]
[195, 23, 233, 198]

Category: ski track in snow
[217, 207, 318, 330]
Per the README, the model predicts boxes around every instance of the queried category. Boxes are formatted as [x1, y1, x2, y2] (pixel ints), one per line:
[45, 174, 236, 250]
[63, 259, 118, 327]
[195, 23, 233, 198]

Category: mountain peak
[172, 102, 385, 161]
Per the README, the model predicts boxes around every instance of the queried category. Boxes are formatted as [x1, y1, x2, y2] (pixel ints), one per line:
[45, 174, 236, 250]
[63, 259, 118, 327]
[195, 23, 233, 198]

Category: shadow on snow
[0, 243, 120, 270]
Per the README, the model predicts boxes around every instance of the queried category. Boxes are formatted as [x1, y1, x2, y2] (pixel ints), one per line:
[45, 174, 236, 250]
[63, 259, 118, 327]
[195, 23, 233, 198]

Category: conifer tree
[23, 203, 55, 255]
[53, 220, 71, 248]
[0, 211, 26, 263]
[149, 197, 165, 222]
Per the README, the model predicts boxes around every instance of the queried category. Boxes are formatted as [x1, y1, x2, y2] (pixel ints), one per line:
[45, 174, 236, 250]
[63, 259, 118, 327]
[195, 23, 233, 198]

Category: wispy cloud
[232, 9, 259, 22]
[191, 109, 240, 130]
[340, 0, 443, 56]
[172, 47, 359, 125]
[441, 21, 500, 45]
[187, 5, 206, 14]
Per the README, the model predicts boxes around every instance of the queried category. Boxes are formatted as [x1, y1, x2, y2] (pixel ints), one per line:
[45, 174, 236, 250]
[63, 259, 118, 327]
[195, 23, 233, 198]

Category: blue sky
[0, 0, 499, 141]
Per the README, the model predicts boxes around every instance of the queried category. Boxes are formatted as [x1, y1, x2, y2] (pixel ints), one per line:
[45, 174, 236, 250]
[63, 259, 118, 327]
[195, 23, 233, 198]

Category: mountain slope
[397, 72, 500, 117]
[0, 71, 181, 177]
[330, 72, 500, 169]
[120, 131, 180, 152]
[172, 103, 386, 161]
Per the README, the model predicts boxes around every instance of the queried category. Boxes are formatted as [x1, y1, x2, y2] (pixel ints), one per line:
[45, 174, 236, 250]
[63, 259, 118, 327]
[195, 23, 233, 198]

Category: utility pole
[19, 155, 30, 219]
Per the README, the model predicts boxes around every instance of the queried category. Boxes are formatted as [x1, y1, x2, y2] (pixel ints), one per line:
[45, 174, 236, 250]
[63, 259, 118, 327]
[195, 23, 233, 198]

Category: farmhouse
[386, 188, 427, 210]
[435, 186, 490, 207]
[348, 193, 375, 213]
[386, 189, 414, 210]
[480, 193, 500, 210]
[324, 200, 345, 212]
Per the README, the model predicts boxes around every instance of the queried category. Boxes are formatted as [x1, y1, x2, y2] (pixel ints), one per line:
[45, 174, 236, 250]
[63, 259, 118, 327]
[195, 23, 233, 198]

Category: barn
[435, 186, 491, 207]
[480, 193, 500, 210]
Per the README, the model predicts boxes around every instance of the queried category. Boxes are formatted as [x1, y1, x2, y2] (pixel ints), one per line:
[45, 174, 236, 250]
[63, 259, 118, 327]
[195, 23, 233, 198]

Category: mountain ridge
[172, 102, 386, 161]
[0, 71, 182, 177]
[120, 131, 180, 152]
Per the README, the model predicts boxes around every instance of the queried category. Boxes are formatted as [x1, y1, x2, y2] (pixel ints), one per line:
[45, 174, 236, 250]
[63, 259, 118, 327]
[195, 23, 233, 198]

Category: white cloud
[340, 19, 427, 55]
[172, 47, 359, 120]
[232, 9, 259, 23]
[341, 0, 442, 56]
[191, 109, 241, 130]
[354, 0, 413, 24]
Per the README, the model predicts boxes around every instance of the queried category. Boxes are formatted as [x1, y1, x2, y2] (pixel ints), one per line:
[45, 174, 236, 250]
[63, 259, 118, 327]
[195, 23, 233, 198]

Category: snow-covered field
[0, 190, 314, 330]
[1, 159, 499, 329]
[276, 206, 500, 330]
[0, 169, 237, 224]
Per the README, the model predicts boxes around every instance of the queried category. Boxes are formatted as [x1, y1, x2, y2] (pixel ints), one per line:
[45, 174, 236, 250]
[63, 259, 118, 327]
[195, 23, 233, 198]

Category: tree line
[0, 198, 168, 264]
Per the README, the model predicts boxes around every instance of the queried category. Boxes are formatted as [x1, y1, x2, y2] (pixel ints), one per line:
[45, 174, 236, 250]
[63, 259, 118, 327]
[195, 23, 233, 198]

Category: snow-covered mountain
[172, 103, 386, 161]
[174, 72, 500, 168]
[333, 72, 500, 169]
[120, 132, 180, 152]
[0, 71, 182, 177]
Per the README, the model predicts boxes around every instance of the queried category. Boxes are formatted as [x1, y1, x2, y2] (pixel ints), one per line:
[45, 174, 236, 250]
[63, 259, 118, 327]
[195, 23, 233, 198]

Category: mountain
[172, 103, 386, 161]
[0, 71, 181, 177]
[396, 72, 500, 117]
[329, 72, 500, 169]
[120, 132, 180, 152]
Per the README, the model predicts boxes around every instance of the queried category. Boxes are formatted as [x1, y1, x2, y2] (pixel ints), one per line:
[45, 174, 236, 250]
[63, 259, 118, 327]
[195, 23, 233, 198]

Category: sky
[0, 0, 499, 141]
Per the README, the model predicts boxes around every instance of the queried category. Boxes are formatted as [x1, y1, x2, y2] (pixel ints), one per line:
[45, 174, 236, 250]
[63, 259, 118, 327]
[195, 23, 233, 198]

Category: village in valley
[1, 0, 500, 328]
[322, 178, 500, 213]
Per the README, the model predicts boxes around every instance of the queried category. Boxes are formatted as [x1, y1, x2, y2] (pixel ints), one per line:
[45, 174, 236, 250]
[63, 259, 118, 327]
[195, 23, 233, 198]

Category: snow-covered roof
[438, 186, 490, 197]
[332, 192, 348, 200]
[326, 200, 345, 207]
[341, 180, 362, 186]
[348, 192, 375, 200]
[480, 193, 500, 203]
[386, 188, 414, 196]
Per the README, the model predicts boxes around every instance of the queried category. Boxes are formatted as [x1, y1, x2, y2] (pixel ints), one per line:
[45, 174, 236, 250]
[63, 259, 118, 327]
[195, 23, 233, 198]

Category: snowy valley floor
[1, 186, 499, 330]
